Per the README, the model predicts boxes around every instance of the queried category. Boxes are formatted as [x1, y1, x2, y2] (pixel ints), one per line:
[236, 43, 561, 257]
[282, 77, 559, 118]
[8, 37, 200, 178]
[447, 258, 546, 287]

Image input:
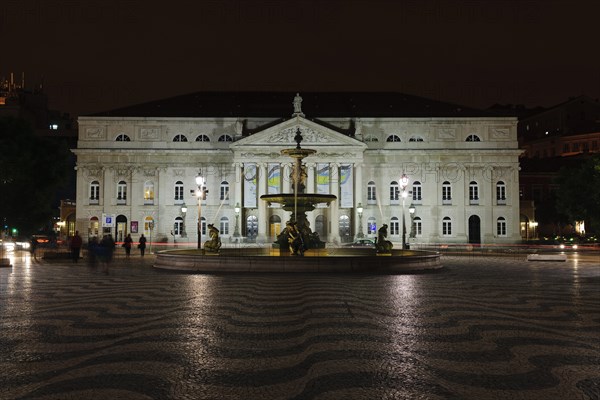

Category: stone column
[354, 163, 363, 236]
[282, 163, 291, 193]
[329, 163, 341, 243]
[257, 163, 268, 242]
[307, 163, 316, 193]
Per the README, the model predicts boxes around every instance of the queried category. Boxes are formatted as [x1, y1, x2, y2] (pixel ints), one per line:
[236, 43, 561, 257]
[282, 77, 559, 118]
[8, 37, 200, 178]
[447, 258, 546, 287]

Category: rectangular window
[390, 221, 399, 235]
[442, 184, 452, 204]
[442, 219, 452, 236]
[220, 186, 229, 201]
[175, 186, 184, 201]
[497, 221, 507, 236]
[412, 185, 422, 201]
[220, 220, 230, 235]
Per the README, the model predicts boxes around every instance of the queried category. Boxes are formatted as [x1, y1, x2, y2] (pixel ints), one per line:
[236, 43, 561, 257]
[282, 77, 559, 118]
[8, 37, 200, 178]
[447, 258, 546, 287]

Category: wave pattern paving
[0, 255, 599, 399]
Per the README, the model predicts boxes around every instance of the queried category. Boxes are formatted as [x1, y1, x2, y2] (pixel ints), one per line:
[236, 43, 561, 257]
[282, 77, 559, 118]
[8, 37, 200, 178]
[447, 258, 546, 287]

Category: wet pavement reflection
[0, 251, 599, 399]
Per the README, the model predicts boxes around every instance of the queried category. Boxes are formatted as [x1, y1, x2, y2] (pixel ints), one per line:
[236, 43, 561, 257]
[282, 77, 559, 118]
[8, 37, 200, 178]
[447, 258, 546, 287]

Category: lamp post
[400, 174, 409, 250]
[408, 203, 416, 238]
[195, 172, 206, 250]
[234, 202, 241, 238]
[180, 204, 187, 238]
[356, 202, 364, 238]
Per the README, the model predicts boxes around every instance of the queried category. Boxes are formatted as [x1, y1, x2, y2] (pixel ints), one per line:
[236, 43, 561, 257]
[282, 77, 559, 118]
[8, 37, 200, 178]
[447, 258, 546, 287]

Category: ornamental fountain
[260, 128, 336, 251]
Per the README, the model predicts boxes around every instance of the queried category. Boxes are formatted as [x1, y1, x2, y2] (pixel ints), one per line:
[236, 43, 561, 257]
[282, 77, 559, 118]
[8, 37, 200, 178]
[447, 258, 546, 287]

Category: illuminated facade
[73, 92, 522, 245]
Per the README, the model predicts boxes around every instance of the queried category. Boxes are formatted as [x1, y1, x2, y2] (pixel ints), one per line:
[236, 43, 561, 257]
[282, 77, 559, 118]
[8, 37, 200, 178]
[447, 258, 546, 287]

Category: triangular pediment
[231, 116, 367, 150]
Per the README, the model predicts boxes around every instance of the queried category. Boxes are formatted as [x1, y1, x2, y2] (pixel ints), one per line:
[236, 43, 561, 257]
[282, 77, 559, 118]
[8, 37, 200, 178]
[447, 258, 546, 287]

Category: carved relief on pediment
[85, 127, 106, 139]
[268, 126, 335, 144]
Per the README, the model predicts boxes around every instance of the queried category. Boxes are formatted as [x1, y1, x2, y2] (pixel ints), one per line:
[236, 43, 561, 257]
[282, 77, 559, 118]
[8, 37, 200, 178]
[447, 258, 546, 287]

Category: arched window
[367, 181, 377, 204]
[386, 134, 401, 142]
[496, 181, 507, 204]
[144, 181, 154, 204]
[195, 134, 210, 142]
[413, 216, 422, 237]
[469, 181, 479, 204]
[174, 181, 184, 202]
[174, 217, 184, 235]
[89, 216, 99, 237]
[390, 181, 399, 204]
[466, 134, 481, 142]
[364, 135, 379, 142]
[220, 216, 229, 235]
[173, 134, 188, 142]
[90, 180, 100, 204]
[390, 217, 399, 235]
[409, 136, 424, 142]
[220, 181, 230, 202]
[442, 181, 452, 204]
[412, 181, 422, 203]
[218, 135, 233, 142]
[117, 181, 127, 204]
[367, 217, 377, 235]
[497, 217, 507, 236]
[442, 217, 452, 236]
[116, 134, 131, 141]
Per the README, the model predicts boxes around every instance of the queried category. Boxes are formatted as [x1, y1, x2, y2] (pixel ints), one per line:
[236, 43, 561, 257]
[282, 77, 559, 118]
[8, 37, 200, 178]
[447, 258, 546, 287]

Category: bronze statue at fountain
[260, 128, 336, 253]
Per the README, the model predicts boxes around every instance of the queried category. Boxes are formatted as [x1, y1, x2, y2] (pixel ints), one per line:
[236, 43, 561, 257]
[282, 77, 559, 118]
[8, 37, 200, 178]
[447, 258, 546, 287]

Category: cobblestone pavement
[0, 252, 598, 400]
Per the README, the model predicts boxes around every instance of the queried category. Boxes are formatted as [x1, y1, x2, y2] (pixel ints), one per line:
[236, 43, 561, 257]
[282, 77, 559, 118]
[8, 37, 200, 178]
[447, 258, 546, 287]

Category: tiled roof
[88, 91, 500, 118]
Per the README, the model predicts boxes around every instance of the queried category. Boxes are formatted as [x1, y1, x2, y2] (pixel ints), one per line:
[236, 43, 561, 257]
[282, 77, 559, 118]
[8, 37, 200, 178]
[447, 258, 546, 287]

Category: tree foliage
[0, 116, 71, 235]
[555, 154, 600, 234]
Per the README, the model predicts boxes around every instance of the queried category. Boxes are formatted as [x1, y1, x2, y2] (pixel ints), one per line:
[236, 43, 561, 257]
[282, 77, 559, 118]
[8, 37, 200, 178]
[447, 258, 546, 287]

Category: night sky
[3, 0, 599, 117]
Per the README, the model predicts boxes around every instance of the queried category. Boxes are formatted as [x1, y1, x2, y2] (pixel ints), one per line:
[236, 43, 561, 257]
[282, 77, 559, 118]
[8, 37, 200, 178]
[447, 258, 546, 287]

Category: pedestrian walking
[123, 234, 133, 258]
[99, 234, 115, 274]
[70, 231, 83, 263]
[138, 234, 147, 257]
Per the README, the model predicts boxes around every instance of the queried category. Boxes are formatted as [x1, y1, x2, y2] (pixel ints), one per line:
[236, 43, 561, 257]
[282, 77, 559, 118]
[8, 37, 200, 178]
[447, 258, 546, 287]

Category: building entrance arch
[468, 215, 481, 244]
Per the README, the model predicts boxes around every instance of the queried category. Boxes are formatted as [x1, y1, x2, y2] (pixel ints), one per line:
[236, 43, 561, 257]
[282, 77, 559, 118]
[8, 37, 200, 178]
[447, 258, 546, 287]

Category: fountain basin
[260, 193, 337, 211]
[153, 248, 442, 273]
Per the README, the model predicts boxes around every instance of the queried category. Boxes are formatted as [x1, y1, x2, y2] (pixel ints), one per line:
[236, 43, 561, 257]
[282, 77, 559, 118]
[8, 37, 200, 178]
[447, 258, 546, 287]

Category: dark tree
[0, 116, 71, 235]
[555, 154, 600, 234]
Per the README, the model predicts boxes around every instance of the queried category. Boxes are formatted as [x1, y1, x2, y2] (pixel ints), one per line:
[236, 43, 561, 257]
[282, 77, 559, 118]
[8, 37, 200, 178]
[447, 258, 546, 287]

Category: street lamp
[408, 203, 416, 238]
[195, 172, 206, 250]
[400, 174, 409, 250]
[180, 204, 187, 238]
[356, 202, 364, 238]
[233, 202, 241, 238]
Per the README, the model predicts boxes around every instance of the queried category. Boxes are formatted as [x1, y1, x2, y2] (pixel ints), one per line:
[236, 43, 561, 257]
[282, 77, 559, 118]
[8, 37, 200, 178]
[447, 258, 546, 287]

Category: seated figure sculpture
[376, 224, 393, 253]
[204, 224, 222, 253]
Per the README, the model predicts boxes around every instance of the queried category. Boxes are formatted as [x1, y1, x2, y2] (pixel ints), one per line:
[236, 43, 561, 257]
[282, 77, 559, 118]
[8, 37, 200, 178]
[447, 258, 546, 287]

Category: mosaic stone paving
[0, 253, 598, 399]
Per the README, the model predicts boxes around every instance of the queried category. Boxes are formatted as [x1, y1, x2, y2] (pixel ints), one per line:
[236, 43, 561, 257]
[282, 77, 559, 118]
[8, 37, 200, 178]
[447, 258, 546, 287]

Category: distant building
[516, 95, 600, 237]
[73, 92, 522, 246]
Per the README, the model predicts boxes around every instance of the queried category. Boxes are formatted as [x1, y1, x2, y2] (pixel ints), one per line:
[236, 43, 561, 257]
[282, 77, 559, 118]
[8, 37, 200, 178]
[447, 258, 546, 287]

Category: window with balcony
[90, 180, 100, 205]
[116, 181, 127, 204]
[469, 181, 479, 205]
[442, 181, 452, 205]
[496, 181, 506, 205]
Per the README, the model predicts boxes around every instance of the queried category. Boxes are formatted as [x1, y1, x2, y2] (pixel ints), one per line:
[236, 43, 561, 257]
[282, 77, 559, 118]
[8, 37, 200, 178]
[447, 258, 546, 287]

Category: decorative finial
[292, 93, 305, 117]
[294, 128, 303, 149]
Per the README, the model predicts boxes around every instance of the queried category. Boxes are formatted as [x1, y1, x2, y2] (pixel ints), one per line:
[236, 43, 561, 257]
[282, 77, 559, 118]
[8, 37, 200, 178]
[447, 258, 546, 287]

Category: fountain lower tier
[260, 193, 337, 212]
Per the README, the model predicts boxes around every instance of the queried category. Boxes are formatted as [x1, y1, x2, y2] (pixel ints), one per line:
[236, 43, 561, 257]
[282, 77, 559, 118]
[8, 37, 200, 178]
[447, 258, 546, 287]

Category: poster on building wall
[131, 221, 138, 233]
[267, 163, 280, 194]
[317, 163, 329, 194]
[244, 163, 257, 208]
[340, 164, 353, 208]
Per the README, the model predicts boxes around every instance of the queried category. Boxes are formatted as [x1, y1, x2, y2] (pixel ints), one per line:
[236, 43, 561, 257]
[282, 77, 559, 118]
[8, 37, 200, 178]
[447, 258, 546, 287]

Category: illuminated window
[144, 181, 154, 204]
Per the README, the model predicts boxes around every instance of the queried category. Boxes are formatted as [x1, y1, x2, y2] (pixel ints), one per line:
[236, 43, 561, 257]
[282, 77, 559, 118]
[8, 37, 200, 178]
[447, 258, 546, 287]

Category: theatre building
[73, 92, 522, 246]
